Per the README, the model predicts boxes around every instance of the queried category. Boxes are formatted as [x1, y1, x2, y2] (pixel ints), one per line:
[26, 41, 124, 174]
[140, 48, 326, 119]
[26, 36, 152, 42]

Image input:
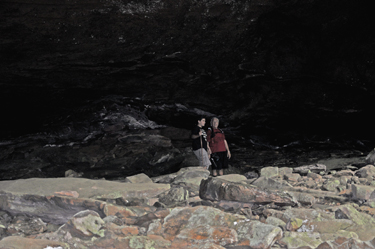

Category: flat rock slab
[0, 178, 170, 224]
[0, 177, 169, 199]
[0, 236, 68, 249]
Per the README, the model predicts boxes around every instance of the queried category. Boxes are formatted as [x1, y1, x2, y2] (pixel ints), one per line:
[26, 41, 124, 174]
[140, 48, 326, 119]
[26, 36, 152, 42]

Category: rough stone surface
[2, 164, 375, 248]
[200, 177, 296, 205]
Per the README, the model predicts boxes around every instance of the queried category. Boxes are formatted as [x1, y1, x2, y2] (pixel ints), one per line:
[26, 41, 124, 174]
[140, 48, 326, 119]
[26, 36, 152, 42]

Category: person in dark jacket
[191, 117, 211, 169]
[207, 117, 231, 176]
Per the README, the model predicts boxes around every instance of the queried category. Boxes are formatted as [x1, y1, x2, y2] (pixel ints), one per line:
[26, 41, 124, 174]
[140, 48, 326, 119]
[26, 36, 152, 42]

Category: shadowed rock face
[1, 0, 374, 145]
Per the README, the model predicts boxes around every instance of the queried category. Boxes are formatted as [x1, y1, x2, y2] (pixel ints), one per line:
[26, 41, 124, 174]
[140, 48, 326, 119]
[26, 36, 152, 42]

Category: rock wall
[1, 0, 375, 144]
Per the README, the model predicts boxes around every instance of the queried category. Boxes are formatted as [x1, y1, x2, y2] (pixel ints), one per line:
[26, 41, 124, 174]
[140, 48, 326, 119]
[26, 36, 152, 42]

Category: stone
[65, 169, 83, 178]
[285, 218, 304, 231]
[351, 184, 375, 201]
[280, 231, 323, 248]
[366, 151, 375, 165]
[296, 219, 353, 234]
[321, 178, 341, 192]
[158, 187, 189, 206]
[244, 171, 259, 179]
[260, 167, 279, 178]
[339, 176, 351, 185]
[283, 173, 302, 182]
[152, 173, 179, 184]
[106, 223, 140, 237]
[329, 204, 375, 241]
[54, 191, 80, 198]
[356, 165, 375, 178]
[280, 208, 334, 223]
[265, 216, 286, 229]
[316, 237, 375, 249]
[0, 236, 68, 249]
[252, 176, 293, 190]
[172, 167, 210, 191]
[6, 216, 47, 236]
[334, 170, 355, 177]
[156, 206, 244, 245]
[172, 225, 238, 247]
[216, 174, 247, 182]
[216, 201, 252, 212]
[199, 177, 296, 206]
[304, 179, 318, 189]
[294, 164, 327, 174]
[284, 191, 316, 206]
[235, 220, 283, 248]
[307, 172, 323, 180]
[351, 176, 360, 184]
[279, 167, 293, 177]
[319, 230, 359, 242]
[125, 173, 153, 183]
[64, 210, 105, 238]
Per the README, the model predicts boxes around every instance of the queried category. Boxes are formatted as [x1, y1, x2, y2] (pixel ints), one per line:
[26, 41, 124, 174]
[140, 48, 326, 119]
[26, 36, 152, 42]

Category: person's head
[211, 117, 219, 129]
[197, 117, 206, 127]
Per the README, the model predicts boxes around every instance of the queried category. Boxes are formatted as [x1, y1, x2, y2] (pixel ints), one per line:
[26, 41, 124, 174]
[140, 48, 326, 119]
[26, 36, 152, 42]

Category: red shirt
[207, 128, 227, 153]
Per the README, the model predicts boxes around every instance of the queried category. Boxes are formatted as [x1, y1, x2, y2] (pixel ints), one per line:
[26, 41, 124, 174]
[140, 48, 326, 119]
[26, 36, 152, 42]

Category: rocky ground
[1, 95, 374, 248]
[1, 1, 375, 247]
[2, 158, 375, 248]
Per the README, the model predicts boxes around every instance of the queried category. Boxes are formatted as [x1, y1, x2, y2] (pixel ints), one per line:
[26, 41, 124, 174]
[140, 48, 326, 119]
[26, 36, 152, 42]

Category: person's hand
[227, 151, 231, 159]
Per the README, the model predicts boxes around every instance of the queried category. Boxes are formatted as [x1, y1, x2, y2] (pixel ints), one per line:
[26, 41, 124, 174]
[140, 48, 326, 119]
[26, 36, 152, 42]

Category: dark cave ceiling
[0, 0, 374, 144]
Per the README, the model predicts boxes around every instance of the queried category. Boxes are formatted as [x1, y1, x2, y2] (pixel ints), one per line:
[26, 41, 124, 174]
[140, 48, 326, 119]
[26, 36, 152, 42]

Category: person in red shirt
[207, 117, 231, 176]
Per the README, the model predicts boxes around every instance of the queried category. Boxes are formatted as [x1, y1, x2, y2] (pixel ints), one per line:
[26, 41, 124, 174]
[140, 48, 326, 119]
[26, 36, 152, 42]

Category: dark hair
[197, 116, 205, 122]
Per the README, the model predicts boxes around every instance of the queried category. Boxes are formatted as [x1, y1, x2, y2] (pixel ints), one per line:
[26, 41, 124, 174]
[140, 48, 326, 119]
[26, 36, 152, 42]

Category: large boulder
[199, 177, 296, 206]
[356, 165, 375, 178]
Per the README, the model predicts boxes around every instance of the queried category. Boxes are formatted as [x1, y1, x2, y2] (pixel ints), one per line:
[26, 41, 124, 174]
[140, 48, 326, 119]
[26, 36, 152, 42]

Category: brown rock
[54, 191, 79, 198]
[171, 225, 237, 247]
[284, 173, 302, 182]
[334, 170, 355, 177]
[307, 172, 323, 180]
[157, 206, 243, 242]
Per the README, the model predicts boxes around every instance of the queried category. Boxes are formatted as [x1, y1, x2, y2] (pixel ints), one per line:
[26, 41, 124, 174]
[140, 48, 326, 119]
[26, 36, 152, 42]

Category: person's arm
[206, 129, 212, 142]
[224, 140, 231, 158]
[191, 129, 202, 139]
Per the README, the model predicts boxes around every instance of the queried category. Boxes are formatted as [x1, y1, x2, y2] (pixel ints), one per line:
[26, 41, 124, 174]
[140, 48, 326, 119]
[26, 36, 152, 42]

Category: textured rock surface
[0, 177, 169, 224]
[2, 166, 375, 247]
